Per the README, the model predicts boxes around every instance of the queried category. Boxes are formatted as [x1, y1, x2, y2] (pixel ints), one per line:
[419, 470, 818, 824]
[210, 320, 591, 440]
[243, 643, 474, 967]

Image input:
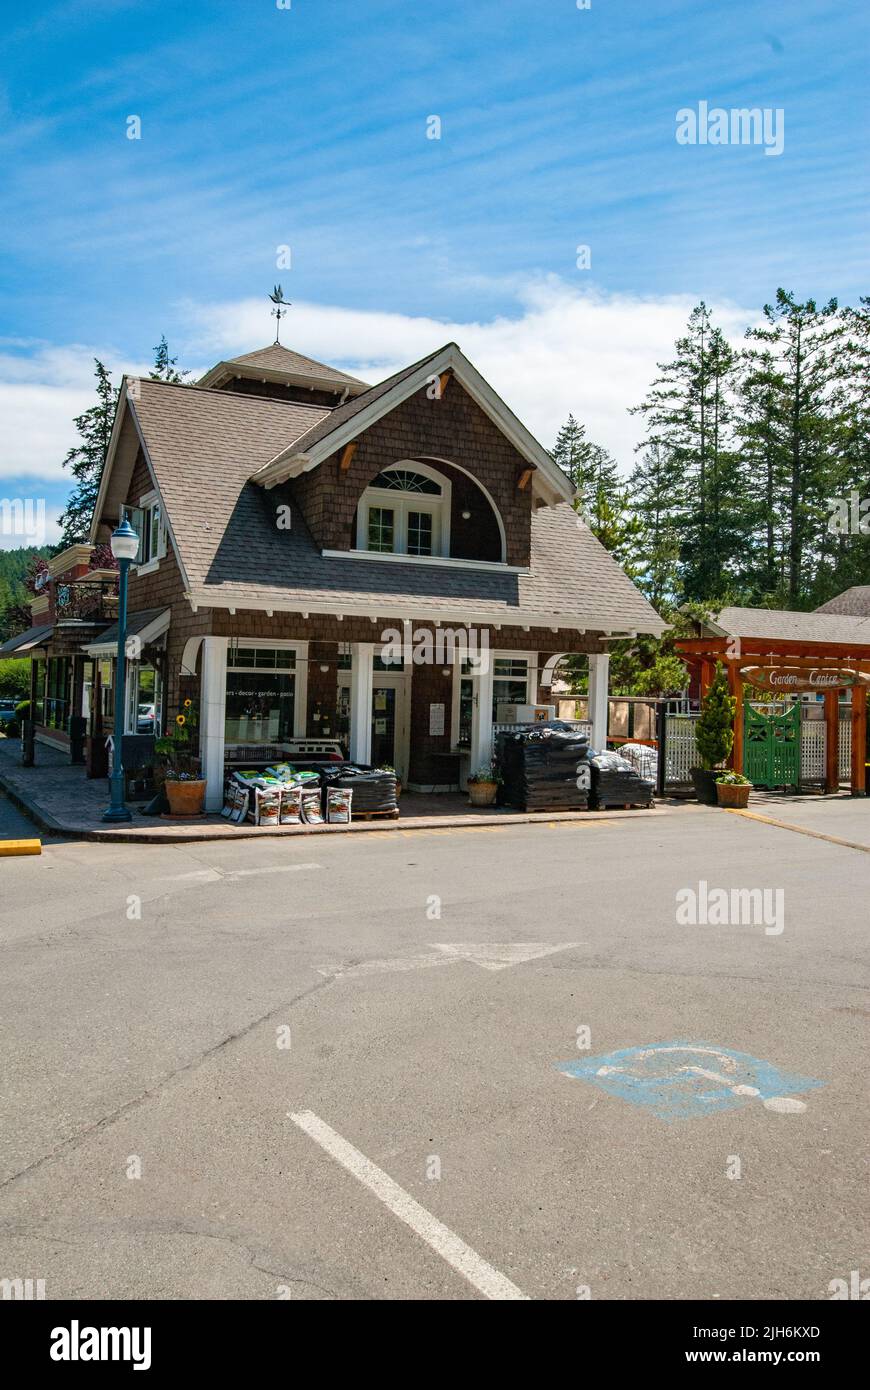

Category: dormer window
[121, 491, 167, 570]
[355, 463, 451, 557]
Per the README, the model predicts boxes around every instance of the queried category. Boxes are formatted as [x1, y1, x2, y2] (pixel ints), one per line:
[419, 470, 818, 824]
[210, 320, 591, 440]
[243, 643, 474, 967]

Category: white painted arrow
[430, 942, 580, 971]
[323, 942, 580, 979]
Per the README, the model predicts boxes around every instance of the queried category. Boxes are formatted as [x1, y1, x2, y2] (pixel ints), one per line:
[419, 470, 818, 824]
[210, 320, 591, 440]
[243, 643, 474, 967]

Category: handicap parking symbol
[556, 1040, 824, 1121]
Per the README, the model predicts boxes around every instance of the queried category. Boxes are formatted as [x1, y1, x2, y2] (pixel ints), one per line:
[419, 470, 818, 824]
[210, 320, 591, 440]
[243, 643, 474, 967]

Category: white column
[349, 642, 374, 765]
[470, 657, 495, 771]
[588, 651, 610, 752]
[200, 636, 228, 811]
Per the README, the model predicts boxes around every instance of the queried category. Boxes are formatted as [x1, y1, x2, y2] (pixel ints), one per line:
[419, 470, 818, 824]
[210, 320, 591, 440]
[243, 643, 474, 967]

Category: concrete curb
[0, 766, 705, 844]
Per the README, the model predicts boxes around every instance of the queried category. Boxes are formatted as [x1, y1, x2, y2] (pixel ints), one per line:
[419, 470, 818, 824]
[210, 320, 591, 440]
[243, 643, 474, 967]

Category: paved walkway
[0, 737, 698, 842]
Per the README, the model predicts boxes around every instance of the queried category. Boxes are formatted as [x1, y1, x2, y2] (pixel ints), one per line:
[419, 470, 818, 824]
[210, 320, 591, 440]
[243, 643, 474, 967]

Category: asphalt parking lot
[0, 805, 867, 1300]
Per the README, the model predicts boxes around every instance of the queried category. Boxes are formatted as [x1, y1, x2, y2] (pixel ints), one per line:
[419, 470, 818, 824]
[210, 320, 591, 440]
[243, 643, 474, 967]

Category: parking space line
[725, 807, 870, 854]
[288, 1110, 529, 1301]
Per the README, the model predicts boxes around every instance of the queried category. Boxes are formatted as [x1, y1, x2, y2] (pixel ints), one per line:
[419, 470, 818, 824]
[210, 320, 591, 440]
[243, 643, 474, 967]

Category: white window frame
[355, 461, 452, 558]
[121, 491, 167, 574]
[223, 638, 309, 743]
[450, 649, 538, 746]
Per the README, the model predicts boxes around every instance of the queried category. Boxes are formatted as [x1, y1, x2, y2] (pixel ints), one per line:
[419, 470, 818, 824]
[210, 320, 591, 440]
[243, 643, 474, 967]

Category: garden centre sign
[740, 665, 868, 692]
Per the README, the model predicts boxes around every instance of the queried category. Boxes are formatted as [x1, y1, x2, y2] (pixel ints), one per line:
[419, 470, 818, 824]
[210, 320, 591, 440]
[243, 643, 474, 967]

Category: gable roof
[816, 586, 870, 617]
[709, 605, 870, 645]
[198, 342, 368, 394]
[251, 342, 576, 508]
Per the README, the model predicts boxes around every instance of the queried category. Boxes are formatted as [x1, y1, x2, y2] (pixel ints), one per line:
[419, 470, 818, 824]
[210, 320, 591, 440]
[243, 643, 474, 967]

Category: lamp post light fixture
[102, 518, 139, 824]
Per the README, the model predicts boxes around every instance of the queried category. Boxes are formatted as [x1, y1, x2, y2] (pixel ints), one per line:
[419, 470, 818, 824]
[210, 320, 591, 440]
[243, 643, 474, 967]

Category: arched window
[355, 462, 451, 557]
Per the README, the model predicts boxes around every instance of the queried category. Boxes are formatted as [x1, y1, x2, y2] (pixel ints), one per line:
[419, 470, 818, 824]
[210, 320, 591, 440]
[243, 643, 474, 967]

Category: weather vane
[269, 285, 290, 343]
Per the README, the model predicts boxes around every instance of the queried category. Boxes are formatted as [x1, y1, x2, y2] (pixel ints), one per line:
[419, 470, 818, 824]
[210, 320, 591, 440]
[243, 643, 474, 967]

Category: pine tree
[631, 303, 747, 604]
[58, 360, 118, 546]
[150, 334, 189, 383]
[627, 442, 682, 607]
[745, 290, 840, 606]
[734, 346, 789, 601]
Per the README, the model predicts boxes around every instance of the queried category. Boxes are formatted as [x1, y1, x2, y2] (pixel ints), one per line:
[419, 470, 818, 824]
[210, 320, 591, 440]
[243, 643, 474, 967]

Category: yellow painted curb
[724, 807, 870, 855]
[0, 839, 42, 856]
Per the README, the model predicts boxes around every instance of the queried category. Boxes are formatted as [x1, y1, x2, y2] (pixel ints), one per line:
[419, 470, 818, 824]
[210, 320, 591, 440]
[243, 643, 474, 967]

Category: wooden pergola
[675, 634, 870, 796]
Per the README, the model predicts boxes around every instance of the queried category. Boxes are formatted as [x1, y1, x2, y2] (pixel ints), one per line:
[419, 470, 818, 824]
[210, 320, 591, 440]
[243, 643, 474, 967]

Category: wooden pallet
[353, 808, 400, 820]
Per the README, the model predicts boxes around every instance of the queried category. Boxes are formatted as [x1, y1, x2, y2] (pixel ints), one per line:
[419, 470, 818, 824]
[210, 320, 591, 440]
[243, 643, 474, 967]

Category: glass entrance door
[371, 684, 397, 770]
[337, 673, 408, 778]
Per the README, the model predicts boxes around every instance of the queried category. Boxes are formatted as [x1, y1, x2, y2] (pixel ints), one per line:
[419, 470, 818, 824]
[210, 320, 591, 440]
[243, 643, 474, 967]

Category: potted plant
[715, 770, 753, 809]
[691, 663, 736, 805]
[467, 762, 501, 807]
[155, 699, 206, 816]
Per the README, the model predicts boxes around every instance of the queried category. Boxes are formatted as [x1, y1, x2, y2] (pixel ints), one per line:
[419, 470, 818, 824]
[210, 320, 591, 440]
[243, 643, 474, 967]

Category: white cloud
[0, 281, 757, 500]
[183, 277, 756, 468]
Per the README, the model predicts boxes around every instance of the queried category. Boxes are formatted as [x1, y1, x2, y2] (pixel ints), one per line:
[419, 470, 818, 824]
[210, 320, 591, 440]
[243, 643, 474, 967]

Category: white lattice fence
[839, 717, 852, 782]
[664, 713, 700, 785]
[800, 722, 826, 782]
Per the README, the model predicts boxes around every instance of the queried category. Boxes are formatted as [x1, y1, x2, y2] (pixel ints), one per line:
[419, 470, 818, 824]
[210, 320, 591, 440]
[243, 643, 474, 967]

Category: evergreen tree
[58, 359, 118, 546]
[150, 334, 189, 383]
[744, 290, 840, 606]
[734, 346, 789, 601]
[627, 442, 682, 607]
[551, 414, 593, 490]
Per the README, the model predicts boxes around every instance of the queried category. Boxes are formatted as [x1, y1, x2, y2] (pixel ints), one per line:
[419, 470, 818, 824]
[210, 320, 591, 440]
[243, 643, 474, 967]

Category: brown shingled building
[3, 340, 667, 809]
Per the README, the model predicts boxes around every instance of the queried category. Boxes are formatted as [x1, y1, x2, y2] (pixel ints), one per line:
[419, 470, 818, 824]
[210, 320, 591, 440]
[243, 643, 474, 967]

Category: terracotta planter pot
[468, 780, 498, 807]
[716, 781, 752, 809]
[165, 779, 207, 817]
[690, 767, 720, 805]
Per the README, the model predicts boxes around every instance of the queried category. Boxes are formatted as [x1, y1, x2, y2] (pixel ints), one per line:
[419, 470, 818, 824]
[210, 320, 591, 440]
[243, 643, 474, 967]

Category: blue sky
[0, 0, 867, 544]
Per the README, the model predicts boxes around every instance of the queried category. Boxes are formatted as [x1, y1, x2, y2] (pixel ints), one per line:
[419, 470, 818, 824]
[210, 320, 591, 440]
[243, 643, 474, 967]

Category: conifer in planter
[691, 664, 736, 805]
[155, 699, 206, 816]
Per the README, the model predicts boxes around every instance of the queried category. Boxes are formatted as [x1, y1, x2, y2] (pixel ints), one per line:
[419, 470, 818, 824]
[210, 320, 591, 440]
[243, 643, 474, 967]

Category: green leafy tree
[58, 359, 118, 545]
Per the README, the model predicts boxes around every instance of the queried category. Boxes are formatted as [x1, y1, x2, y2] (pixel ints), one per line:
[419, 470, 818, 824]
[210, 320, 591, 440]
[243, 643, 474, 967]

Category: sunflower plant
[154, 699, 202, 781]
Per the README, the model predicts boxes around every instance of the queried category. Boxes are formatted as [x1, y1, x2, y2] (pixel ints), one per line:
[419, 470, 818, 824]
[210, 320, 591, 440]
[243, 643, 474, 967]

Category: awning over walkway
[84, 608, 170, 657]
[0, 623, 53, 656]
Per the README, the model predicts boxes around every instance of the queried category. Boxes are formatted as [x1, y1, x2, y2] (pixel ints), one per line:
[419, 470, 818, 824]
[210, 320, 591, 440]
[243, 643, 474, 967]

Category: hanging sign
[740, 665, 869, 692]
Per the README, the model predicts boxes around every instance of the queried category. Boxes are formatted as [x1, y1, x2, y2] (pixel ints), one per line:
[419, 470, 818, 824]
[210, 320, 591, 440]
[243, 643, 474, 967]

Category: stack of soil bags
[588, 750, 655, 809]
[496, 724, 590, 811]
[317, 764, 398, 816]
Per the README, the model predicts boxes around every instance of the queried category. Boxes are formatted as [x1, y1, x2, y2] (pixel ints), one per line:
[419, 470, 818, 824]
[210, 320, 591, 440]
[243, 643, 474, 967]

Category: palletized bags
[327, 788, 353, 824]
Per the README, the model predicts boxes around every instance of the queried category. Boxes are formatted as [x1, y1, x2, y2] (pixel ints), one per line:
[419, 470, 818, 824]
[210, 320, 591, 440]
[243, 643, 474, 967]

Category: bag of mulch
[229, 785, 249, 825]
[327, 788, 353, 824]
[221, 780, 235, 818]
[255, 787, 281, 827]
[279, 785, 303, 824]
[301, 787, 325, 825]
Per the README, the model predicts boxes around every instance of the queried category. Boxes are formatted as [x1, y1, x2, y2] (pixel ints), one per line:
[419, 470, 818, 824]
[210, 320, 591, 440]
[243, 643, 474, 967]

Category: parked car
[137, 703, 156, 734]
[0, 699, 19, 726]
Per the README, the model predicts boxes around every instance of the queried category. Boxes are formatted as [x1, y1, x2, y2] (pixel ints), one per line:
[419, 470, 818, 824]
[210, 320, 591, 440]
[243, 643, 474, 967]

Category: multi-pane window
[406, 510, 433, 556]
[358, 465, 447, 556]
[122, 498, 165, 566]
[492, 657, 530, 718]
[367, 507, 395, 553]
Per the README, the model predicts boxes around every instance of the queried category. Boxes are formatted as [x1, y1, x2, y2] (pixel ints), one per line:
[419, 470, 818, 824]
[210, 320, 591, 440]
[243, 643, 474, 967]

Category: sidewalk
[0, 737, 700, 843]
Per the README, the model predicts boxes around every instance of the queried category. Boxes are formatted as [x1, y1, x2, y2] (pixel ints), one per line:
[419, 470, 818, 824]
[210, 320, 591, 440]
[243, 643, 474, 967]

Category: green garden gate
[743, 704, 801, 788]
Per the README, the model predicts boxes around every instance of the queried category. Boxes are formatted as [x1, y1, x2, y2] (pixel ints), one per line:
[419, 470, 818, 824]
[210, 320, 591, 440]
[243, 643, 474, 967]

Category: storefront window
[45, 656, 71, 730]
[224, 647, 297, 746]
[32, 658, 46, 724]
[492, 657, 529, 719]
